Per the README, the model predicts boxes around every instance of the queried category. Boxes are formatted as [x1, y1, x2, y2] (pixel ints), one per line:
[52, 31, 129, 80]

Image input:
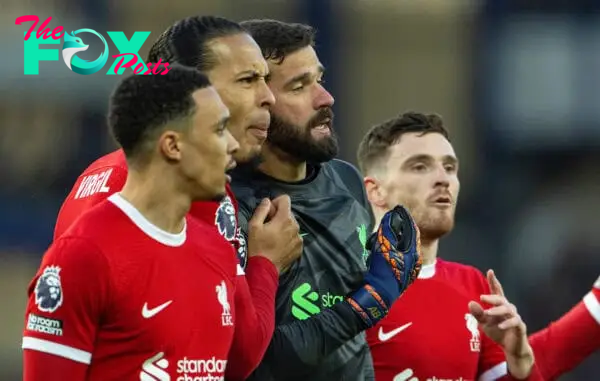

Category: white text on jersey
[74, 169, 113, 199]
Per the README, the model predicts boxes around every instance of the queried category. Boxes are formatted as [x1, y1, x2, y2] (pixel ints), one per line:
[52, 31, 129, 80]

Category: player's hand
[347, 205, 422, 327]
[247, 196, 302, 273]
[468, 270, 534, 380]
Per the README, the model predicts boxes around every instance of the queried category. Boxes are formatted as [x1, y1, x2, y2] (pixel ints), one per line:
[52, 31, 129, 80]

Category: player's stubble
[404, 195, 455, 241]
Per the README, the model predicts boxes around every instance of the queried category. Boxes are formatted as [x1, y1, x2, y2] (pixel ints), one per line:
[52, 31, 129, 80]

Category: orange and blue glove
[347, 205, 422, 327]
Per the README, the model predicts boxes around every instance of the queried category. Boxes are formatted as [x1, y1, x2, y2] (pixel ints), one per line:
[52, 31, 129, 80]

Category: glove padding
[347, 205, 422, 327]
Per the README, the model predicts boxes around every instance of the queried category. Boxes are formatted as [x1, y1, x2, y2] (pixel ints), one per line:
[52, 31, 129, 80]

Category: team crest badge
[34, 266, 64, 313]
[216, 280, 233, 326]
[465, 313, 481, 352]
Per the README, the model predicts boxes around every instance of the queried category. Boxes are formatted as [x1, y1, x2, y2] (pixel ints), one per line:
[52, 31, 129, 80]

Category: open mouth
[311, 118, 331, 136]
[226, 160, 237, 172]
[432, 195, 452, 206]
[225, 160, 236, 183]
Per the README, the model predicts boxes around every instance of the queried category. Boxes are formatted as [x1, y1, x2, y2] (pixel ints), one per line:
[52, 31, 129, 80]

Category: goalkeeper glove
[346, 205, 422, 327]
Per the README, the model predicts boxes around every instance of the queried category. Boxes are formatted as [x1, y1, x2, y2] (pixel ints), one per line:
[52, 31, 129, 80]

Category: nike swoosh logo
[378, 322, 412, 342]
[142, 300, 173, 318]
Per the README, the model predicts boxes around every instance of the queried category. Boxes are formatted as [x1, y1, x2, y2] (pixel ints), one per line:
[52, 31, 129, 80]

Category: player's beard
[407, 200, 455, 241]
[266, 108, 339, 163]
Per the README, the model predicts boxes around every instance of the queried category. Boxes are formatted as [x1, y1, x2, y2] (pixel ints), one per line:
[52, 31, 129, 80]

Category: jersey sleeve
[330, 159, 375, 230]
[225, 204, 279, 380]
[248, 302, 369, 380]
[226, 257, 279, 380]
[22, 237, 111, 365]
[528, 283, 600, 380]
[54, 166, 127, 240]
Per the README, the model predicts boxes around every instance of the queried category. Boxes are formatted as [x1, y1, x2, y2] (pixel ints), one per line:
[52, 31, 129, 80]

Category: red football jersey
[53, 150, 128, 241]
[367, 259, 512, 381]
[52, 149, 278, 380]
[23, 194, 237, 380]
[54, 150, 247, 270]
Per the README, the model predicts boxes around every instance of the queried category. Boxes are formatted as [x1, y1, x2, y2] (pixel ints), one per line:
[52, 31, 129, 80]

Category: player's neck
[119, 168, 189, 234]
[373, 208, 439, 265]
[420, 238, 439, 266]
[258, 145, 306, 182]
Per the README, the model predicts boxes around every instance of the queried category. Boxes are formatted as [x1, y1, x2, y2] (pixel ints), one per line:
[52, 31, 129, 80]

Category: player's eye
[444, 164, 457, 173]
[292, 83, 304, 92]
[239, 77, 255, 84]
[412, 163, 427, 172]
[216, 121, 229, 136]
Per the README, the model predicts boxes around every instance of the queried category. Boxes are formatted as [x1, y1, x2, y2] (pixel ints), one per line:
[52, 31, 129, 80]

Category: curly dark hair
[357, 112, 450, 175]
[108, 65, 211, 162]
[147, 16, 246, 71]
[240, 19, 315, 64]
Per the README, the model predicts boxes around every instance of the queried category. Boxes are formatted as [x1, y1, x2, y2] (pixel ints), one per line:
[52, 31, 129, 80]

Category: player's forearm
[256, 301, 367, 378]
[502, 360, 544, 381]
[528, 288, 600, 380]
[226, 257, 279, 380]
[504, 351, 538, 380]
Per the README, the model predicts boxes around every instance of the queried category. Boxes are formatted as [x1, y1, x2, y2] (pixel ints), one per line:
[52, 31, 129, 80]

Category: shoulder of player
[45, 234, 110, 269]
[228, 181, 258, 220]
[81, 149, 128, 176]
[68, 152, 128, 200]
[185, 218, 238, 274]
[321, 159, 362, 182]
[325, 158, 361, 175]
[62, 198, 129, 239]
[436, 259, 488, 292]
[186, 218, 233, 247]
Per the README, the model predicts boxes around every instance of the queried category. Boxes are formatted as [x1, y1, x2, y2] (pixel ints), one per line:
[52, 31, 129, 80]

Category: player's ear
[158, 130, 183, 162]
[364, 176, 387, 209]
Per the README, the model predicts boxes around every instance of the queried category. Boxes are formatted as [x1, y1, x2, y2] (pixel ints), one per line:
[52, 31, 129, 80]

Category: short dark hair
[240, 19, 315, 64]
[357, 112, 451, 175]
[108, 65, 211, 162]
[147, 16, 246, 72]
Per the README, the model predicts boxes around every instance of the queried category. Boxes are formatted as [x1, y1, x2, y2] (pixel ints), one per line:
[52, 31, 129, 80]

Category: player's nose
[314, 84, 334, 109]
[225, 129, 239, 154]
[433, 164, 450, 187]
[258, 81, 275, 108]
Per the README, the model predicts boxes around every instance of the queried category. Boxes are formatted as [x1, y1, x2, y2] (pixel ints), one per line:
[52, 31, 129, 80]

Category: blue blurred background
[1, 0, 599, 379]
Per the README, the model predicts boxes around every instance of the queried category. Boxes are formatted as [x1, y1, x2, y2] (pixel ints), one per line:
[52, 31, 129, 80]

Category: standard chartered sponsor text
[176, 357, 227, 381]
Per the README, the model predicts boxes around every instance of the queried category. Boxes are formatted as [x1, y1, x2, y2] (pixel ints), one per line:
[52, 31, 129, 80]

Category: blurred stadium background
[1, 0, 599, 379]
